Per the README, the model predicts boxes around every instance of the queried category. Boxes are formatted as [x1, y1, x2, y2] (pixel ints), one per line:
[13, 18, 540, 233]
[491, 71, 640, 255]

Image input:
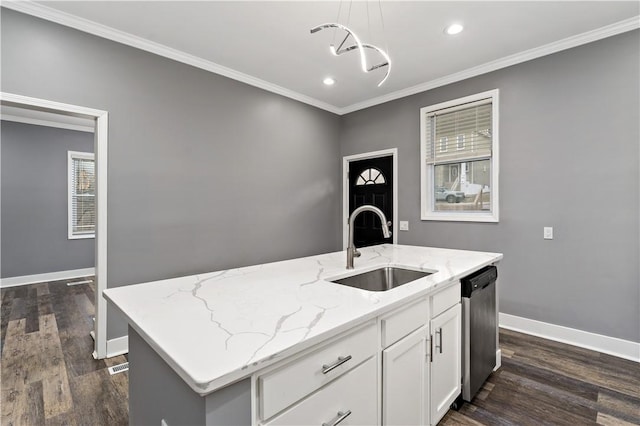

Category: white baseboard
[106, 335, 129, 358]
[0, 267, 95, 288]
[499, 313, 640, 363]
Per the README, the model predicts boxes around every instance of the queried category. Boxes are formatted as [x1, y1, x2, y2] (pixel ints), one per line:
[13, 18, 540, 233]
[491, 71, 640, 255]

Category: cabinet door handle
[435, 328, 443, 353]
[429, 336, 433, 363]
[322, 410, 352, 426]
[322, 355, 352, 374]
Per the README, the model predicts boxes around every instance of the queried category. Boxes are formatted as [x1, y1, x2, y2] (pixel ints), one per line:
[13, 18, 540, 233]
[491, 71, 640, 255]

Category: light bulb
[445, 23, 464, 35]
[323, 77, 336, 86]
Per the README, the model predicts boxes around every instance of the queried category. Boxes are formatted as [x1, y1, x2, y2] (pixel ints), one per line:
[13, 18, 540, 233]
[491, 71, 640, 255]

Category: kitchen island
[104, 244, 502, 425]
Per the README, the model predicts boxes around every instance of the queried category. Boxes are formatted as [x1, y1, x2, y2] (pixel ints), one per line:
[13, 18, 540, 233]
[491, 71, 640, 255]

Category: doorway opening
[1, 92, 109, 359]
[342, 148, 398, 249]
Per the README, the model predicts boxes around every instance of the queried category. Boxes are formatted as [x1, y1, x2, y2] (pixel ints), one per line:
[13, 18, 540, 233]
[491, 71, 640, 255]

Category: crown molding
[3, 1, 638, 116]
[1, 0, 342, 115]
[341, 15, 640, 114]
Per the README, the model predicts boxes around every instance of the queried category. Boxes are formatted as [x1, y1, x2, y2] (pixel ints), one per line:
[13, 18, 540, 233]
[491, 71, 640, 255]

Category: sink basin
[330, 267, 433, 292]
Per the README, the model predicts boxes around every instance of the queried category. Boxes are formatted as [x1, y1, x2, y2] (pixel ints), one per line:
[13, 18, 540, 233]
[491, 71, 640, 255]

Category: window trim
[420, 89, 499, 222]
[68, 150, 96, 239]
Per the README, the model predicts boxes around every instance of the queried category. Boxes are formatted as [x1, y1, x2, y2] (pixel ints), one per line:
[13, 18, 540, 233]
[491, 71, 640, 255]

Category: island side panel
[129, 327, 205, 425]
[128, 327, 252, 425]
[204, 379, 251, 425]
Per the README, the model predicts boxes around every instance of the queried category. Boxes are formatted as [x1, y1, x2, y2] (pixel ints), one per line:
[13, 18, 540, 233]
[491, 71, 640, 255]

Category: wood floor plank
[509, 346, 640, 400]
[597, 412, 640, 426]
[23, 380, 45, 426]
[24, 287, 40, 334]
[44, 410, 78, 426]
[455, 401, 520, 426]
[598, 389, 640, 424]
[1, 319, 38, 425]
[500, 355, 600, 401]
[38, 314, 73, 419]
[441, 409, 487, 425]
[59, 330, 106, 378]
[34, 282, 50, 296]
[474, 373, 598, 425]
[1, 319, 26, 424]
[0, 288, 14, 348]
[68, 369, 128, 425]
[37, 292, 55, 317]
[7, 297, 26, 322]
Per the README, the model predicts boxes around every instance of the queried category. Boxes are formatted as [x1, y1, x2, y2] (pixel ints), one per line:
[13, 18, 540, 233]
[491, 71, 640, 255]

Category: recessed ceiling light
[445, 23, 464, 35]
[323, 77, 336, 86]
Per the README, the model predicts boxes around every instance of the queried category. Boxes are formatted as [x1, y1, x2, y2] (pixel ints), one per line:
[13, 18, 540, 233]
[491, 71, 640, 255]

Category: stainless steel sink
[330, 267, 433, 292]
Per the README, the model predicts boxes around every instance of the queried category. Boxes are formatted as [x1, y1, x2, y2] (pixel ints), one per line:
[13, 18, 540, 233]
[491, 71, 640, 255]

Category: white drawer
[380, 298, 428, 348]
[264, 356, 378, 426]
[259, 321, 377, 421]
[431, 282, 461, 318]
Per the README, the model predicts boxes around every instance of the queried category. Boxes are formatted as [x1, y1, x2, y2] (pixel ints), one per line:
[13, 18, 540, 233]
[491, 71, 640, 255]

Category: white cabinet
[430, 303, 461, 425]
[255, 283, 463, 426]
[382, 325, 429, 426]
[382, 283, 461, 426]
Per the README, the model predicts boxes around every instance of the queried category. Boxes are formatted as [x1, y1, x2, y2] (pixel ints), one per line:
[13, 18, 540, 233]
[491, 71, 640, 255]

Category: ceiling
[7, 1, 640, 114]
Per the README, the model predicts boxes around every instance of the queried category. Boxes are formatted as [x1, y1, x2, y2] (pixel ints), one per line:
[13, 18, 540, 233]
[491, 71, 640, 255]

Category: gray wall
[340, 31, 640, 343]
[1, 9, 343, 339]
[1, 121, 95, 278]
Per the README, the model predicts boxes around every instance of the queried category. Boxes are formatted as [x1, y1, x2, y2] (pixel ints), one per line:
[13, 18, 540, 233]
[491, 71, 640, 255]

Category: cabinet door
[382, 325, 429, 426]
[430, 303, 461, 425]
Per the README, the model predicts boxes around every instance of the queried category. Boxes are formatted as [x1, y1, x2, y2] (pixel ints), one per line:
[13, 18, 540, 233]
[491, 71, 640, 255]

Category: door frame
[1, 92, 109, 359]
[342, 148, 398, 249]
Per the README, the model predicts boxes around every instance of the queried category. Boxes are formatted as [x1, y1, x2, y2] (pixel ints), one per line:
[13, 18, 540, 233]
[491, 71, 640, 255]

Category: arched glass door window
[356, 167, 386, 185]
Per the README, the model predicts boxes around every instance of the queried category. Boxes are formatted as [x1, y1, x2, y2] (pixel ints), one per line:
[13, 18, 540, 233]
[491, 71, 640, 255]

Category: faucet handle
[387, 221, 392, 227]
[354, 249, 361, 258]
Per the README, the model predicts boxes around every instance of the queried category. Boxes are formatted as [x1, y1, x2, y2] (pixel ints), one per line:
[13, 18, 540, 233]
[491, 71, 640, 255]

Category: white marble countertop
[103, 244, 502, 396]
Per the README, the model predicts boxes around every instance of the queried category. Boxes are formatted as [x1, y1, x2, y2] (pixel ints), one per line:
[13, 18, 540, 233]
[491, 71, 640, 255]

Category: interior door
[348, 156, 393, 247]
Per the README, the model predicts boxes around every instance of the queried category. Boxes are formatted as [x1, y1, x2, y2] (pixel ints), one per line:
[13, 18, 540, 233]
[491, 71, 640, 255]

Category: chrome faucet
[347, 205, 392, 269]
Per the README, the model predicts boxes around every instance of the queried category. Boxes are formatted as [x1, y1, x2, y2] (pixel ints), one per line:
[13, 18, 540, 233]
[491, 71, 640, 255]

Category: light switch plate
[543, 227, 553, 240]
[399, 221, 409, 231]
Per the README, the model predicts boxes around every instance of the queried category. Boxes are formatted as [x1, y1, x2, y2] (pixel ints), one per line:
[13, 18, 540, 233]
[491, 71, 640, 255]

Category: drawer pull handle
[322, 355, 352, 374]
[322, 410, 352, 426]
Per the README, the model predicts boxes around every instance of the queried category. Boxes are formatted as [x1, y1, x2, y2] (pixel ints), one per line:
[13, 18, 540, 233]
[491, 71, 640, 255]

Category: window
[420, 89, 499, 222]
[356, 167, 386, 185]
[68, 151, 95, 239]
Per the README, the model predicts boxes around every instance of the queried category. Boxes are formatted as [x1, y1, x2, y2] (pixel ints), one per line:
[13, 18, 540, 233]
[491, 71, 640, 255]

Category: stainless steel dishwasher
[460, 265, 498, 402]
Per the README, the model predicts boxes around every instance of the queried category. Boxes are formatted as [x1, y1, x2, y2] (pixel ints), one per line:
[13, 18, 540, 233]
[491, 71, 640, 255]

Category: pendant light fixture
[310, 1, 391, 87]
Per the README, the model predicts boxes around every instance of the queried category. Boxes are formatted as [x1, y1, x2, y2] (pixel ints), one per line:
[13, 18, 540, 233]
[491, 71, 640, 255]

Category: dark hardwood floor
[1, 278, 128, 425]
[2, 279, 638, 425]
[442, 329, 640, 426]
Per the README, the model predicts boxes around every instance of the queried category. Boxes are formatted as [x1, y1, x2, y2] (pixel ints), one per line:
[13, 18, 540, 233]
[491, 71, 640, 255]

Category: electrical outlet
[543, 227, 553, 240]
[400, 221, 409, 231]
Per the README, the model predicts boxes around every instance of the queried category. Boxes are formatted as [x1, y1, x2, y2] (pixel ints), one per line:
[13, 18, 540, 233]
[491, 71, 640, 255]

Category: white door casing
[1, 92, 109, 359]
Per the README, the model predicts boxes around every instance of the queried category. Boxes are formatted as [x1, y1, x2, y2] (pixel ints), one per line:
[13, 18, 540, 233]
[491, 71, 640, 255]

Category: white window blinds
[69, 152, 95, 238]
[425, 99, 492, 165]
